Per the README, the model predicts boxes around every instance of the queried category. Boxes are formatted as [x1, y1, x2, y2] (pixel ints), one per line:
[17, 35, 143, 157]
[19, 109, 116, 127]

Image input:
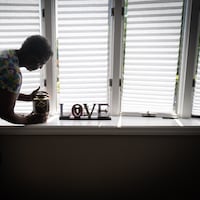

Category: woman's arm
[0, 88, 47, 124]
[17, 93, 32, 101]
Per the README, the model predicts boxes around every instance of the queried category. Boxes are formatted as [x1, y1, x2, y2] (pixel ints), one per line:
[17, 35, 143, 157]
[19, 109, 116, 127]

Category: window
[192, 37, 200, 116]
[121, 0, 184, 115]
[0, 0, 200, 119]
[0, 0, 42, 113]
[56, 0, 110, 114]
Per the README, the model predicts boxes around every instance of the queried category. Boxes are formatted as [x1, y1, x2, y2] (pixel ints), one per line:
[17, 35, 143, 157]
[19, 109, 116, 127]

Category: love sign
[59, 103, 111, 120]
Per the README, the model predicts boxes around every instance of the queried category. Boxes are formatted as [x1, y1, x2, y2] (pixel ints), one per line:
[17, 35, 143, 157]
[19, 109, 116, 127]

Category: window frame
[43, 0, 57, 115]
[109, 0, 124, 116]
[42, 0, 200, 118]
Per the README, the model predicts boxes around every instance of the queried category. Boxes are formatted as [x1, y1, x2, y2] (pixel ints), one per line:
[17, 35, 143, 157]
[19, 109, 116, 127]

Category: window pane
[121, 0, 184, 114]
[56, 0, 110, 114]
[0, 0, 41, 113]
[192, 41, 200, 116]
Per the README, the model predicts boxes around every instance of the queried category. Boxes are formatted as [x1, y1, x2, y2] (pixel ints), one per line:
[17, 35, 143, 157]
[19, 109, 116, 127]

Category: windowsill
[0, 115, 200, 135]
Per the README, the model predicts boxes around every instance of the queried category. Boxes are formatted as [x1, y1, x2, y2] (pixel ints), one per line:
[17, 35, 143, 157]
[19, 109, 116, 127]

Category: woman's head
[19, 35, 53, 70]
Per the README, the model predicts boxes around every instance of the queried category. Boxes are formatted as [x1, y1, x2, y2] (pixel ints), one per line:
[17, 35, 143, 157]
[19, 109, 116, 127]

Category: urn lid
[34, 91, 49, 99]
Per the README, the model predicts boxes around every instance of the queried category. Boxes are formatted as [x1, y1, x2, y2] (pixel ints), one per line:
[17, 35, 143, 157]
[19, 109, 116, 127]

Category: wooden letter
[83, 104, 96, 118]
[98, 104, 109, 118]
[71, 104, 83, 118]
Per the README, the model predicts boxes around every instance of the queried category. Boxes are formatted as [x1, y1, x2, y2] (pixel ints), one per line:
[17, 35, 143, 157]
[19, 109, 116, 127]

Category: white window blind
[0, 0, 41, 113]
[121, 0, 184, 114]
[192, 48, 200, 116]
[56, 0, 109, 113]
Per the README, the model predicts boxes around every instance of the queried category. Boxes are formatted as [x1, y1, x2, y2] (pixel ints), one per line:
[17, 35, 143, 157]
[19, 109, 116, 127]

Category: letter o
[71, 104, 83, 118]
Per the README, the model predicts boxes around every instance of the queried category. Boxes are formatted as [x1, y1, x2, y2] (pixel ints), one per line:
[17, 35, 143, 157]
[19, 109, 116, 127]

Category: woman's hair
[20, 35, 53, 64]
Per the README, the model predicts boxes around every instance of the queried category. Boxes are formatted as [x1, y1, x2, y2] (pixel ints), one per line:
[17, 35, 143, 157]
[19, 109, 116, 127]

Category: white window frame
[109, 0, 124, 116]
[41, 0, 200, 118]
[42, 0, 57, 115]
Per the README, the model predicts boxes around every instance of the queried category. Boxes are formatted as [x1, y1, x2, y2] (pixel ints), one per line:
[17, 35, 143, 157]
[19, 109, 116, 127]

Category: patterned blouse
[0, 50, 22, 94]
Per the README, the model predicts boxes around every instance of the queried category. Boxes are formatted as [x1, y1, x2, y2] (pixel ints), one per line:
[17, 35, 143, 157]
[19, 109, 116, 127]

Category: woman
[0, 35, 53, 124]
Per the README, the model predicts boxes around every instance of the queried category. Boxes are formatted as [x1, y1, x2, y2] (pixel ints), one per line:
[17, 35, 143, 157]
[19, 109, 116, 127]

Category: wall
[0, 134, 200, 199]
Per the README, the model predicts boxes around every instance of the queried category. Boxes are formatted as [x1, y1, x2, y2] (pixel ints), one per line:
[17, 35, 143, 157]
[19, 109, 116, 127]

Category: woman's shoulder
[0, 49, 17, 60]
[0, 50, 19, 68]
[0, 50, 22, 94]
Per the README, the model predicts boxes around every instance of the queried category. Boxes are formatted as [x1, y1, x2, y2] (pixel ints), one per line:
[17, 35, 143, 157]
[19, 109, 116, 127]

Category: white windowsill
[0, 115, 200, 135]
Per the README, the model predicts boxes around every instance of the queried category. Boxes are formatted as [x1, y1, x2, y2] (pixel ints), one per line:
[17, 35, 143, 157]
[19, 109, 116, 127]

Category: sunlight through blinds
[0, 0, 41, 114]
[192, 49, 200, 116]
[57, 0, 109, 113]
[121, 0, 184, 114]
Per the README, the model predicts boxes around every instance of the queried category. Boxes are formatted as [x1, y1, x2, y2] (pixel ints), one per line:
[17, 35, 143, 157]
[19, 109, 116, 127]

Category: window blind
[0, 0, 41, 113]
[56, 0, 109, 114]
[192, 48, 200, 116]
[121, 0, 184, 114]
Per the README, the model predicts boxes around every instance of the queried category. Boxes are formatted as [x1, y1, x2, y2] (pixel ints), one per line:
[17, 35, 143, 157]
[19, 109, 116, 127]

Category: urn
[33, 91, 49, 115]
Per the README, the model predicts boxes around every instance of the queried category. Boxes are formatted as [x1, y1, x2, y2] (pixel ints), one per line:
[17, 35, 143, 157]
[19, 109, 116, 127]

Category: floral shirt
[0, 50, 22, 94]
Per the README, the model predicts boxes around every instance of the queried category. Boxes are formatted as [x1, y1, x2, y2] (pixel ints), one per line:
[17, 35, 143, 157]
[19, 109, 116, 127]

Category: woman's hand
[30, 86, 40, 100]
[25, 111, 48, 124]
